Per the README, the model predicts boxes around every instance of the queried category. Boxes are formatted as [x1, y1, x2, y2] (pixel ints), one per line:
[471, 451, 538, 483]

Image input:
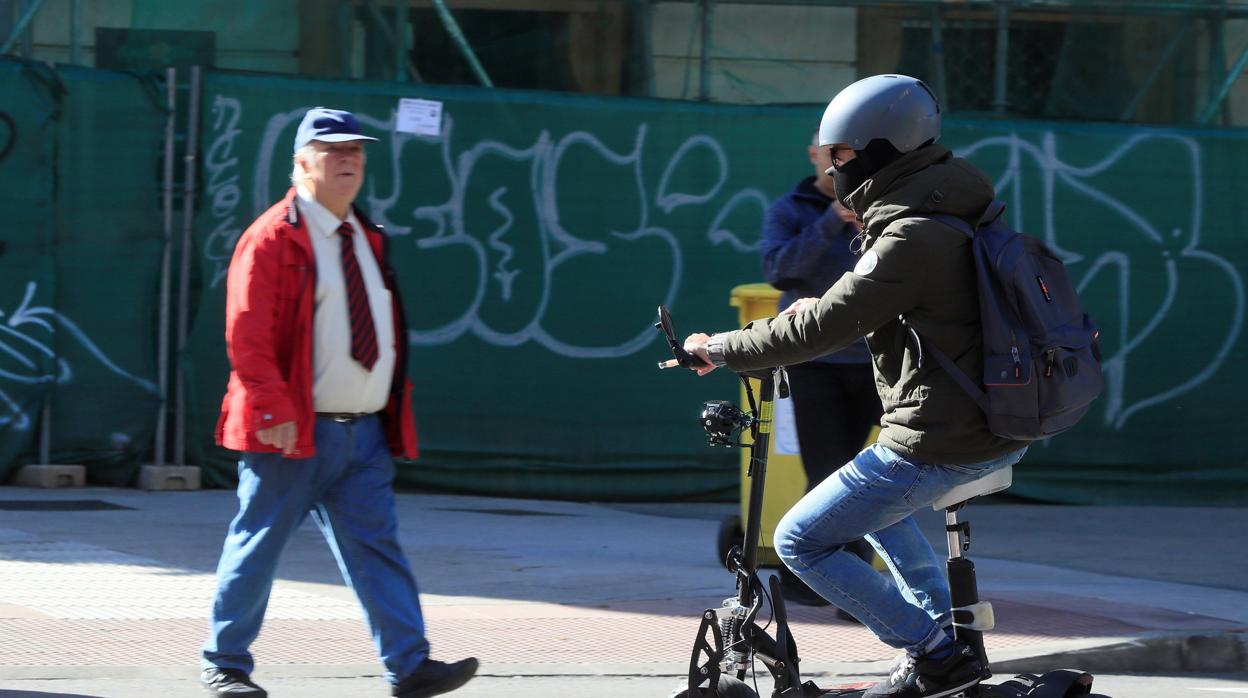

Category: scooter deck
[819, 686, 870, 696]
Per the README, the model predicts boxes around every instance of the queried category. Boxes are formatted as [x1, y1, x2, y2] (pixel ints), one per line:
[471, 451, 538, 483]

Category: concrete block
[13, 464, 86, 488]
[137, 465, 202, 491]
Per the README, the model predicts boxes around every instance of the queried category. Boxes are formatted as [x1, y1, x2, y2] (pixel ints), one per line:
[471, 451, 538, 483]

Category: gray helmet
[818, 74, 941, 153]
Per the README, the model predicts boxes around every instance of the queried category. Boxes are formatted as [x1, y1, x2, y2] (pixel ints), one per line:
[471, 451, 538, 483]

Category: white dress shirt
[296, 185, 397, 414]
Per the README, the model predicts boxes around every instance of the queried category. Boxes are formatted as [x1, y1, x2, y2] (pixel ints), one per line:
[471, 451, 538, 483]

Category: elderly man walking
[201, 107, 477, 698]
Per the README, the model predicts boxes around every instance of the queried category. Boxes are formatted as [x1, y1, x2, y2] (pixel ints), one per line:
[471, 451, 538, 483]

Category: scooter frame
[658, 305, 862, 697]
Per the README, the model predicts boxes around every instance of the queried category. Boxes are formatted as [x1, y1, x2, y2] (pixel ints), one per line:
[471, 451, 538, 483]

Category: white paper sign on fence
[396, 98, 443, 136]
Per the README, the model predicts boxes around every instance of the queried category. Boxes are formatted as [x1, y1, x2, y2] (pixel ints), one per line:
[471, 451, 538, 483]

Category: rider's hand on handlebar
[682, 333, 718, 376]
[779, 297, 819, 317]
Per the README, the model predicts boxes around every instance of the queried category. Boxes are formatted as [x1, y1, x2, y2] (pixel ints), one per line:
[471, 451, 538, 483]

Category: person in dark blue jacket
[760, 131, 883, 607]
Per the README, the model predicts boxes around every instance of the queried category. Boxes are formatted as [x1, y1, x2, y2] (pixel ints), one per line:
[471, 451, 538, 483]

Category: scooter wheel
[716, 514, 743, 569]
[669, 675, 760, 698]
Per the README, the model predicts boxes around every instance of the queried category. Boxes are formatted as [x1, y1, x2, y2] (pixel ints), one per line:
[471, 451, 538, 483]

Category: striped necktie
[336, 222, 379, 371]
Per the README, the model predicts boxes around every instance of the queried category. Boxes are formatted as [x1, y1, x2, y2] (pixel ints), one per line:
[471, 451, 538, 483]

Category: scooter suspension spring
[720, 615, 748, 669]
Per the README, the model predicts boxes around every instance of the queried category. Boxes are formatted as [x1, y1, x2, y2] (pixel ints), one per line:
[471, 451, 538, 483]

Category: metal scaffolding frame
[653, 0, 1248, 123]
[5, 0, 1247, 126]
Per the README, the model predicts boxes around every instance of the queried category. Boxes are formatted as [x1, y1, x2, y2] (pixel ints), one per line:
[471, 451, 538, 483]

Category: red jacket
[215, 188, 418, 459]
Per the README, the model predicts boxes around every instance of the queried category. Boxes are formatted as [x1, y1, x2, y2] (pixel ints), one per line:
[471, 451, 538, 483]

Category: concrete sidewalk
[0, 486, 1244, 696]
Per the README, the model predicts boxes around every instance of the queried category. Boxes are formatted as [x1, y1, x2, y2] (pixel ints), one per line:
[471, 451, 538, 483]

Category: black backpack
[911, 200, 1104, 441]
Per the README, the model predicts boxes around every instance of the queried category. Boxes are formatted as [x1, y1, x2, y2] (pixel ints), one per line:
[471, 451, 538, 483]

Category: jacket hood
[844, 144, 995, 241]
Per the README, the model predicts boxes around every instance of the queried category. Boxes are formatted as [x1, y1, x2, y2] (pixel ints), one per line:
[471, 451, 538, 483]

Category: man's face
[301, 140, 366, 201]
[828, 144, 856, 171]
[809, 143, 834, 179]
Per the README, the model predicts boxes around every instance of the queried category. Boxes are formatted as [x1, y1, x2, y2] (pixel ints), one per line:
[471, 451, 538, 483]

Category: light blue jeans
[774, 443, 1027, 657]
[202, 415, 429, 684]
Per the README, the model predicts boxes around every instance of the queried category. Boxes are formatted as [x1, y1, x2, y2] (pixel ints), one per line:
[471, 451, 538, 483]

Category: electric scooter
[654, 305, 1109, 698]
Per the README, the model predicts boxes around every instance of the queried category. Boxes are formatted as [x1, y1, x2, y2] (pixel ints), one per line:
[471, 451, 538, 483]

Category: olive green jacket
[720, 145, 1024, 464]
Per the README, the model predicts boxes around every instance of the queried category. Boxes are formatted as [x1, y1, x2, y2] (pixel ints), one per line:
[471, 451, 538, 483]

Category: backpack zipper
[1036, 275, 1053, 302]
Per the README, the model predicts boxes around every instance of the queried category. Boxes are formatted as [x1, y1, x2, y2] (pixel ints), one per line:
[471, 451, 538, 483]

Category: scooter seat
[932, 465, 1013, 511]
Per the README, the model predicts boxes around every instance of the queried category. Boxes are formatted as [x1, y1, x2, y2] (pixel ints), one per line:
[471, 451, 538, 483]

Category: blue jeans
[774, 443, 1027, 657]
[202, 415, 429, 683]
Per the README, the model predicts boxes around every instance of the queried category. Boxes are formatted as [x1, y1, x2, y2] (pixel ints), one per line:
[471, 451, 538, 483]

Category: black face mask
[828, 138, 908, 204]
[831, 157, 869, 203]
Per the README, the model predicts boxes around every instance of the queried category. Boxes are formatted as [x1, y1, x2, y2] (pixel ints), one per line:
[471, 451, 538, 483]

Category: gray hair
[290, 144, 317, 186]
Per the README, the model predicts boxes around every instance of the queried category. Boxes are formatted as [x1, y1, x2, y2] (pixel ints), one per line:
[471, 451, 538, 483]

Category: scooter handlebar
[654, 305, 702, 370]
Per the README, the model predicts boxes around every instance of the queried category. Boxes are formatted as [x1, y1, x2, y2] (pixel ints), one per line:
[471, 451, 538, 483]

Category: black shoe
[201, 667, 267, 697]
[393, 657, 479, 698]
[862, 641, 988, 697]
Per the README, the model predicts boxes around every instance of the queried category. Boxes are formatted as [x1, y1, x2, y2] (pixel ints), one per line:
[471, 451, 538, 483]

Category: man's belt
[316, 412, 375, 423]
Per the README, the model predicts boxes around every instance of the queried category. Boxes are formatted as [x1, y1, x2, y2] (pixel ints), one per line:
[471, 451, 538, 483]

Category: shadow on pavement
[0, 691, 103, 698]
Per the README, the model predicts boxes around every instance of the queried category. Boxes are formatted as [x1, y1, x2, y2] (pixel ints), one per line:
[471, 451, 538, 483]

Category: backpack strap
[900, 203, 1005, 414]
[977, 199, 1007, 226]
[900, 316, 990, 413]
[928, 213, 974, 238]
[929, 199, 1007, 238]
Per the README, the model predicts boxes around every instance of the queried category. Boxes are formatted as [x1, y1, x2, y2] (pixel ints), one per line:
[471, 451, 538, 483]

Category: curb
[990, 631, 1248, 675]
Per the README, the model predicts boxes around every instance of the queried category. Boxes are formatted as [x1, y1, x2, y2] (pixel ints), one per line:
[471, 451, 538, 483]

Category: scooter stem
[738, 368, 777, 606]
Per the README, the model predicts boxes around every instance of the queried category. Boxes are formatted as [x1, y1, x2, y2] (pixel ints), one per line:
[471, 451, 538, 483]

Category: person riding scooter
[681, 74, 1029, 698]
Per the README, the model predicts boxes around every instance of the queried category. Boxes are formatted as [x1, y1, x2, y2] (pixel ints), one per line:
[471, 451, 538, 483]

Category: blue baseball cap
[293, 107, 379, 153]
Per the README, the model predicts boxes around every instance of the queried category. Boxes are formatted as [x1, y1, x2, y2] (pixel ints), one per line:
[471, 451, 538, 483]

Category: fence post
[139, 66, 200, 491]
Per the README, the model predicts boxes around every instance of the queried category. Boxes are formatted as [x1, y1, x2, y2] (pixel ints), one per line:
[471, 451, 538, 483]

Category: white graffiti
[0, 282, 158, 431]
[243, 104, 768, 359]
[203, 95, 245, 289]
[956, 131, 1244, 429]
[212, 94, 1240, 429]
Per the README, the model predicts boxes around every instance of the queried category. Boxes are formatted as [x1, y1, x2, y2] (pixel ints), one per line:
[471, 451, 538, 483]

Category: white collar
[296, 184, 357, 238]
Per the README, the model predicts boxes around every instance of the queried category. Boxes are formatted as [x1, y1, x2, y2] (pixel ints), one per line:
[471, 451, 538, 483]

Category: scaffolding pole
[699, 0, 714, 101]
[0, 0, 47, 55]
[1199, 41, 1248, 124]
[339, 0, 354, 78]
[431, 0, 493, 87]
[930, 5, 947, 108]
[636, 0, 655, 98]
[364, 0, 422, 82]
[395, 0, 407, 82]
[175, 66, 201, 467]
[1209, 9, 1230, 125]
[1121, 18, 1192, 121]
[69, 0, 80, 64]
[153, 67, 176, 469]
[993, 0, 1010, 115]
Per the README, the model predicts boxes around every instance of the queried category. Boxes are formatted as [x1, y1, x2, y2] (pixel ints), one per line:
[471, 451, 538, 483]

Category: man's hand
[682, 333, 718, 376]
[780, 297, 820, 317]
[832, 200, 859, 227]
[256, 421, 298, 456]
